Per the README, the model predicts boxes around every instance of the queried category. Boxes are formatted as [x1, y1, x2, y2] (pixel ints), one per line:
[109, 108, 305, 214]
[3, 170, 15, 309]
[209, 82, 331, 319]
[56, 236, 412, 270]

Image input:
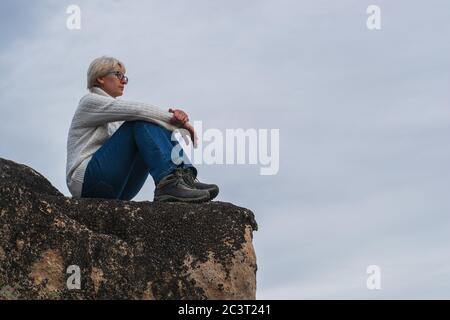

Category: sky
[1, 0, 450, 299]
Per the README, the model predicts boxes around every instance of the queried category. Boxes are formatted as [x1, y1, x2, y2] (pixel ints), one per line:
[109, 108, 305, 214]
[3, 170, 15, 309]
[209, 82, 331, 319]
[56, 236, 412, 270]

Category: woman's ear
[97, 77, 105, 85]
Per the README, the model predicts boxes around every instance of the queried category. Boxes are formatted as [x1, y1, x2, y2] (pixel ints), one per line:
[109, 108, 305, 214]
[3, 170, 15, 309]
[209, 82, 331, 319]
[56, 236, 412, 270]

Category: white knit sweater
[66, 87, 179, 198]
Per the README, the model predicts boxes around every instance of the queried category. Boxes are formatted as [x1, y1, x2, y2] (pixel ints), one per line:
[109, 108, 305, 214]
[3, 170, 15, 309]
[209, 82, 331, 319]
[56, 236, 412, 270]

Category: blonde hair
[86, 56, 126, 90]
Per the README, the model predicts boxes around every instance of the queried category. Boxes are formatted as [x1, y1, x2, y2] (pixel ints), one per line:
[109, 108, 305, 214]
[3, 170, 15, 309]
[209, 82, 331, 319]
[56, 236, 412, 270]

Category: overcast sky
[1, 0, 450, 299]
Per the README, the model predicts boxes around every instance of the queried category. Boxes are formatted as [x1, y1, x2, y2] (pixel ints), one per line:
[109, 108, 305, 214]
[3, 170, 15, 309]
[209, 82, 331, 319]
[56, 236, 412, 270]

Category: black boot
[154, 168, 210, 203]
[182, 167, 220, 201]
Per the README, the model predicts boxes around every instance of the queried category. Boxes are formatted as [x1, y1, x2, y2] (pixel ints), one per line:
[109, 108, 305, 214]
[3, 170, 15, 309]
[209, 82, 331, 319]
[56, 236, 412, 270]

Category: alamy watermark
[66, 265, 81, 290]
[366, 265, 381, 290]
[66, 5, 81, 30]
[366, 5, 381, 30]
[171, 121, 280, 176]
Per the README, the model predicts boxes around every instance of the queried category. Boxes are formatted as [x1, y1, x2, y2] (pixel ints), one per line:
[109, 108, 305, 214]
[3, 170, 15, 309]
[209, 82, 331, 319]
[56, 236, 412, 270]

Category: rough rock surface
[0, 157, 258, 300]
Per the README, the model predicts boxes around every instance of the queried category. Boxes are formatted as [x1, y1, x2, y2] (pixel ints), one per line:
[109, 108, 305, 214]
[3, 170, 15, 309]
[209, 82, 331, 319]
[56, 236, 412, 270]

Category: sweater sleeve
[73, 93, 178, 129]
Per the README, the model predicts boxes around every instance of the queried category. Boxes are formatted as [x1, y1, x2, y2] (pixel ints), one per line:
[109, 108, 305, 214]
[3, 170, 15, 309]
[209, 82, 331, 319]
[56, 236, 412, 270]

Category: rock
[0, 157, 258, 300]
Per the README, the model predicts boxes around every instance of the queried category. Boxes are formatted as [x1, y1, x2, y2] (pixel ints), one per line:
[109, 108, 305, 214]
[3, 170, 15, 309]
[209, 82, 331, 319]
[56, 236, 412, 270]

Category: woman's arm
[72, 93, 198, 147]
[72, 93, 178, 129]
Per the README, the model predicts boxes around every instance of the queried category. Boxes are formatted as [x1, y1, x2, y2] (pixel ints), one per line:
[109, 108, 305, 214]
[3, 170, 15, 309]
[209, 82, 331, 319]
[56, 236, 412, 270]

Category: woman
[66, 56, 219, 202]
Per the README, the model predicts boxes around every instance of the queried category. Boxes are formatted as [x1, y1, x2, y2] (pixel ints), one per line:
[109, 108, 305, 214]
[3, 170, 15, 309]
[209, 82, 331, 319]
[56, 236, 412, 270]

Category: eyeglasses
[106, 71, 129, 84]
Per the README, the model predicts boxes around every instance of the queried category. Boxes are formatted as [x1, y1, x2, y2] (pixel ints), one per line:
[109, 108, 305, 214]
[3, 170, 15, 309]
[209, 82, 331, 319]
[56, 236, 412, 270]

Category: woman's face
[97, 67, 127, 98]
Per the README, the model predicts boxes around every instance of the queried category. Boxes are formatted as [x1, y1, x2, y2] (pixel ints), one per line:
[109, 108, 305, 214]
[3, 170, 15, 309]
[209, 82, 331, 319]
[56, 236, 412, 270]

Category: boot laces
[183, 168, 199, 186]
[174, 168, 190, 187]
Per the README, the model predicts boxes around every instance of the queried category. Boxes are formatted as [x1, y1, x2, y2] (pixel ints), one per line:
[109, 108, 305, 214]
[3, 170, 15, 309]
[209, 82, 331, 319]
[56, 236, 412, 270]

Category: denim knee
[128, 120, 159, 128]
[131, 120, 175, 138]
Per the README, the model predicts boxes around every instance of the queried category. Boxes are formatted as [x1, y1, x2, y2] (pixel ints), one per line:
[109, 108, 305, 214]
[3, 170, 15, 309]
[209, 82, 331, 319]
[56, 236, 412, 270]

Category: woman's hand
[169, 108, 189, 126]
[169, 108, 198, 148]
[181, 122, 198, 148]
[169, 108, 197, 147]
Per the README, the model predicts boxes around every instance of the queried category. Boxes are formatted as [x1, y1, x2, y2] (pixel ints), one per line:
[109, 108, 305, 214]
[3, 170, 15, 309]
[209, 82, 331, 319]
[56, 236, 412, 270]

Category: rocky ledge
[0, 157, 257, 300]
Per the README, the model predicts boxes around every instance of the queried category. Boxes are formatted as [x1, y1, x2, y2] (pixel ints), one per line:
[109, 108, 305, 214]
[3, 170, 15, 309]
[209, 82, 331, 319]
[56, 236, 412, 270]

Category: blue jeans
[81, 120, 196, 200]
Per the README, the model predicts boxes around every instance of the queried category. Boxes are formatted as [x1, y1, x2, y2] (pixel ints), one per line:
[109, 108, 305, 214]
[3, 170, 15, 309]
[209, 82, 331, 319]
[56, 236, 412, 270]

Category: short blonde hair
[86, 56, 126, 90]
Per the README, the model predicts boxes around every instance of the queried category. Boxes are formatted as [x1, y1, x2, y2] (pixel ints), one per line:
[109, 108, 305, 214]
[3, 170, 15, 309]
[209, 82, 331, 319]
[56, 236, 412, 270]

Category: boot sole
[154, 193, 210, 203]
